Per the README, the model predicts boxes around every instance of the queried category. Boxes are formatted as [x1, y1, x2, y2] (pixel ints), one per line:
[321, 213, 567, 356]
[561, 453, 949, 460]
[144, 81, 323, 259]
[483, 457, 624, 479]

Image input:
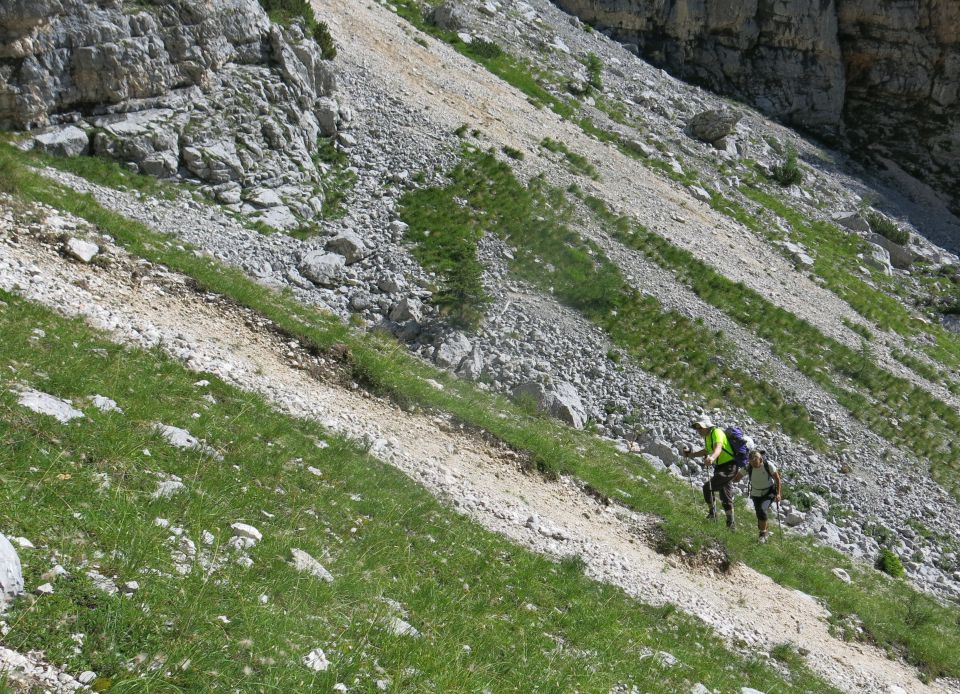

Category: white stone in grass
[385, 616, 419, 637]
[86, 570, 118, 595]
[154, 517, 170, 528]
[333, 684, 348, 693]
[742, 688, 768, 694]
[230, 523, 262, 543]
[78, 671, 97, 685]
[307, 466, 323, 477]
[289, 548, 334, 583]
[15, 389, 84, 423]
[655, 651, 678, 667]
[201, 530, 215, 546]
[0, 534, 24, 607]
[376, 680, 389, 691]
[194, 380, 210, 387]
[11, 537, 33, 549]
[122, 581, 139, 594]
[152, 480, 186, 499]
[302, 648, 330, 671]
[236, 556, 254, 569]
[154, 423, 222, 460]
[64, 238, 99, 263]
[34, 582, 54, 595]
[832, 567, 852, 584]
[91, 395, 122, 413]
[690, 685, 711, 694]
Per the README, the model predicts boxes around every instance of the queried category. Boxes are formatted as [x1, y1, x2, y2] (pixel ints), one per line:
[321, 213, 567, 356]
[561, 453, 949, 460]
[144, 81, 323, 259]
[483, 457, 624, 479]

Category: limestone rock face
[551, 0, 959, 208]
[0, 0, 340, 226]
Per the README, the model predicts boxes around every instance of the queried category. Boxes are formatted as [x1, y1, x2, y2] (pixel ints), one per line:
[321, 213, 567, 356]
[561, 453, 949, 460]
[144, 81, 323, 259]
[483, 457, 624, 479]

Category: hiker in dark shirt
[735, 449, 782, 543]
[682, 414, 737, 528]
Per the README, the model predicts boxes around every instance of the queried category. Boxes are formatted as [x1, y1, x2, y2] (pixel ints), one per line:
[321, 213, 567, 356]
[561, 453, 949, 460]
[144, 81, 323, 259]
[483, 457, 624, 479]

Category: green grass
[539, 138, 599, 180]
[3, 143, 960, 681]
[0, 291, 843, 693]
[314, 138, 357, 221]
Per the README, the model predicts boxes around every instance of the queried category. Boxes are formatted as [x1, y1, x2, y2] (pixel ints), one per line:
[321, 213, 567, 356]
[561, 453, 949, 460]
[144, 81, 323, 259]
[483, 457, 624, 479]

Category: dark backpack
[723, 426, 750, 468]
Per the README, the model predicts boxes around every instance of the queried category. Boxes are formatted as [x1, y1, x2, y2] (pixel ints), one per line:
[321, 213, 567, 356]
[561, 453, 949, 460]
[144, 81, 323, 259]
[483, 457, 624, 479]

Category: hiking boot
[706, 508, 717, 521]
[725, 515, 735, 529]
[759, 532, 770, 544]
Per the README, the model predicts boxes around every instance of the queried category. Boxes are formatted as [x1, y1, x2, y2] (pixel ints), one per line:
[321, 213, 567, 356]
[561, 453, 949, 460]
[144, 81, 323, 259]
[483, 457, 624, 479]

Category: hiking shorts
[752, 492, 776, 521]
[703, 463, 737, 511]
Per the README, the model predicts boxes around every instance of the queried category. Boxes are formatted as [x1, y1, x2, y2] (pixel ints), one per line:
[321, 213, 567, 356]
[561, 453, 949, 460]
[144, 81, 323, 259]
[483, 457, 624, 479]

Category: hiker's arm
[682, 446, 707, 458]
[704, 440, 724, 466]
[773, 471, 782, 500]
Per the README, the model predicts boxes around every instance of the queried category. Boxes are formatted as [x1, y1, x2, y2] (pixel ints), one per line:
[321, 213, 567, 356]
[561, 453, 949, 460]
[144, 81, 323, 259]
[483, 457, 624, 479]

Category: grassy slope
[0, 291, 844, 693]
[2, 145, 960, 680]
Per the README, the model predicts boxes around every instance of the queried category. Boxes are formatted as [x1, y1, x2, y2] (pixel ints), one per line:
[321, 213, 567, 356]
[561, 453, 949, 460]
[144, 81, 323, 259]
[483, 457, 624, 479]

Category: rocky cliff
[550, 0, 960, 210]
[0, 0, 342, 229]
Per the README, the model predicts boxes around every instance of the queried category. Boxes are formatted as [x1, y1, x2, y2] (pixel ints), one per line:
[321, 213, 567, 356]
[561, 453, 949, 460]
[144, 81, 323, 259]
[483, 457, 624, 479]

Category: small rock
[15, 389, 84, 423]
[152, 480, 186, 499]
[64, 238, 100, 263]
[34, 582, 54, 596]
[91, 395, 122, 413]
[386, 616, 420, 637]
[832, 568, 852, 584]
[289, 548, 334, 582]
[302, 648, 330, 671]
[230, 523, 263, 544]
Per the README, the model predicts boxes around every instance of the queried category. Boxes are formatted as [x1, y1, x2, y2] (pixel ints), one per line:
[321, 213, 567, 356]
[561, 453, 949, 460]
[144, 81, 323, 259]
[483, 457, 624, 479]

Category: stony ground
[2, 197, 957, 693]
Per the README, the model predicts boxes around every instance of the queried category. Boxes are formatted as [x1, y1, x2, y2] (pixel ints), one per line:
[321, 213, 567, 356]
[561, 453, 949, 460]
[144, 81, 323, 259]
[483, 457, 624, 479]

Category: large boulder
[298, 250, 345, 287]
[31, 124, 89, 157]
[512, 381, 588, 429]
[427, 2, 470, 31]
[832, 210, 870, 234]
[326, 231, 370, 264]
[687, 109, 741, 144]
[0, 533, 24, 610]
[434, 332, 473, 370]
[863, 242, 893, 275]
[869, 233, 916, 270]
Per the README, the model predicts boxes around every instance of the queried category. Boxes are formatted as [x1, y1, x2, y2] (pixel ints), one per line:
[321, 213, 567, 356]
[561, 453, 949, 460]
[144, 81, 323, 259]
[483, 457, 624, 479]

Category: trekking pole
[776, 498, 784, 542]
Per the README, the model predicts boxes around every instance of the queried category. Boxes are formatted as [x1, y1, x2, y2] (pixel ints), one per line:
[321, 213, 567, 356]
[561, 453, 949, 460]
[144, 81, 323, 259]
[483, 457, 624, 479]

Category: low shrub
[771, 146, 803, 187]
[876, 548, 905, 577]
[866, 211, 909, 245]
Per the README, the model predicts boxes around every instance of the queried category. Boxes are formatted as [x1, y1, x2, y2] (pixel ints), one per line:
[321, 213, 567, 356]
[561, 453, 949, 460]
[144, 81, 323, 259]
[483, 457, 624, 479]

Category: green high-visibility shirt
[705, 427, 734, 465]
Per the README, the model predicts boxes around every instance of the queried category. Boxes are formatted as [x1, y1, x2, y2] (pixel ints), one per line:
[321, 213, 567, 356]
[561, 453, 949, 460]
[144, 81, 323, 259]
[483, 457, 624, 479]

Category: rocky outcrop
[0, 532, 24, 609]
[0, 0, 342, 228]
[550, 0, 959, 209]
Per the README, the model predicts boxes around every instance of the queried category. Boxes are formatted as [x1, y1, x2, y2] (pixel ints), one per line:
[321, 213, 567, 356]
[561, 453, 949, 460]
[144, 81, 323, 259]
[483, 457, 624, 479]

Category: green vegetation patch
[539, 137, 599, 180]
[313, 137, 357, 221]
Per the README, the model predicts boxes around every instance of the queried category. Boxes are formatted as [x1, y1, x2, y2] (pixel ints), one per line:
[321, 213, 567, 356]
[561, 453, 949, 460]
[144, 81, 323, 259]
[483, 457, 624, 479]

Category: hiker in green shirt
[682, 414, 737, 528]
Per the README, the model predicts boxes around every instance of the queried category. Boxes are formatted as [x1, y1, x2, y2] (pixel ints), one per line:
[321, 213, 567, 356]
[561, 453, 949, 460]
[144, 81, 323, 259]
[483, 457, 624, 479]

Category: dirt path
[1, 204, 955, 693]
